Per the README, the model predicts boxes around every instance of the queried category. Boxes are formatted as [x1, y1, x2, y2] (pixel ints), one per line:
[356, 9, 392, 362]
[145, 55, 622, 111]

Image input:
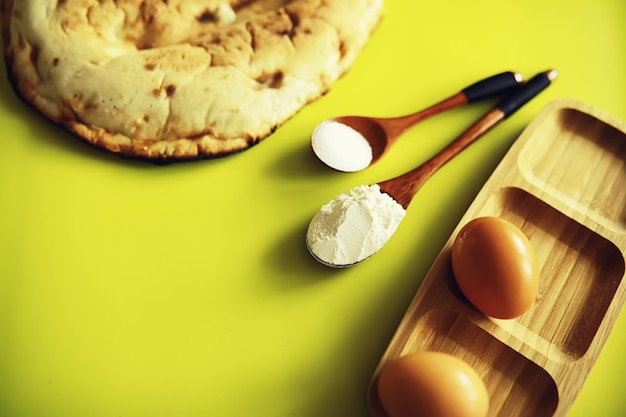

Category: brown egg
[377, 351, 489, 417]
[451, 216, 539, 319]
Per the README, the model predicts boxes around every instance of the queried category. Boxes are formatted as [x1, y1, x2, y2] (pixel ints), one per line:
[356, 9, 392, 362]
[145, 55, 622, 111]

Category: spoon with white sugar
[311, 71, 524, 172]
[306, 70, 558, 267]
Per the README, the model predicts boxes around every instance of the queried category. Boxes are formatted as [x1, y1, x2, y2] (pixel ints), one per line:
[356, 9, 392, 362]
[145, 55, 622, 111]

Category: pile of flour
[306, 184, 406, 266]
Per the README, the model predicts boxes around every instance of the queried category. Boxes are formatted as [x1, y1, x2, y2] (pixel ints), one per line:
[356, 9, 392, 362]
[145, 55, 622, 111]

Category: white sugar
[311, 120, 373, 172]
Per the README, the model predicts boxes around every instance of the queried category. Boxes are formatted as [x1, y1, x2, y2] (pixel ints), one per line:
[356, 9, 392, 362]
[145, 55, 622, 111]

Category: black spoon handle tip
[498, 69, 558, 118]
[461, 71, 525, 103]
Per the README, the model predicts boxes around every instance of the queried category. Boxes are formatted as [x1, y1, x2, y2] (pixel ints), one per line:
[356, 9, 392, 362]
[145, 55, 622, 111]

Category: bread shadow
[0, 66, 231, 168]
[0, 79, 147, 168]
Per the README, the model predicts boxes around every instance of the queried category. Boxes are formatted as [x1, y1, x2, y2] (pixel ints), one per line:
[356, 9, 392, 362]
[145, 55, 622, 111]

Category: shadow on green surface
[0, 62, 235, 171]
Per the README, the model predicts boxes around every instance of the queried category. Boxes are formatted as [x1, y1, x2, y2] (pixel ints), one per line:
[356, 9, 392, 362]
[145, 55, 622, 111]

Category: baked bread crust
[1, 0, 383, 160]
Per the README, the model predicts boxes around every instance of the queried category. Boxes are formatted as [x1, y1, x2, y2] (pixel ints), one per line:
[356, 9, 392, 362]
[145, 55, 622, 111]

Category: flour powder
[306, 184, 406, 266]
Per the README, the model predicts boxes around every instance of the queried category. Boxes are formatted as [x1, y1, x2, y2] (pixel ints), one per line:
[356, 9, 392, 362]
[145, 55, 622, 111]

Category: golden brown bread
[1, 0, 383, 160]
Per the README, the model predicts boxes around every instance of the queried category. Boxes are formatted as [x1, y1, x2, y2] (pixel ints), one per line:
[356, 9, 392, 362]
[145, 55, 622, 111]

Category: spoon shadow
[266, 134, 340, 180]
[263, 220, 348, 288]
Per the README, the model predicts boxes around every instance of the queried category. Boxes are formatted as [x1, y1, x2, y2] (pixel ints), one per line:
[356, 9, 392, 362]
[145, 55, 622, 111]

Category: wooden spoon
[307, 70, 558, 267]
[380, 70, 558, 209]
[311, 71, 524, 172]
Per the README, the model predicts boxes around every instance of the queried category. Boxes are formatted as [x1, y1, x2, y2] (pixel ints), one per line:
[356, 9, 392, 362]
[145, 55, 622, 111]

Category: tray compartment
[369, 309, 559, 417]
[519, 107, 626, 231]
[416, 310, 558, 417]
[483, 187, 625, 361]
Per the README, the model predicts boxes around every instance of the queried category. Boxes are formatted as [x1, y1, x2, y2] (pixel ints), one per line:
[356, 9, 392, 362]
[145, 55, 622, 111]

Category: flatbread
[1, 0, 383, 160]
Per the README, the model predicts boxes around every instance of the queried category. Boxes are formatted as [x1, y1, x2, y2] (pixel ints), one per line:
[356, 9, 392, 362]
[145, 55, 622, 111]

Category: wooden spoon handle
[380, 70, 558, 209]
[384, 71, 524, 141]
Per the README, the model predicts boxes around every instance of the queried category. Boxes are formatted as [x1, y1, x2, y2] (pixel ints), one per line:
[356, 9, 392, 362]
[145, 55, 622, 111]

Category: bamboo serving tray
[368, 98, 626, 417]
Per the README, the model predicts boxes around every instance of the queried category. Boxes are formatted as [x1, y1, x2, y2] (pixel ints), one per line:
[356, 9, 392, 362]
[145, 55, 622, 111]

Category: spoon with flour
[311, 71, 524, 172]
[306, 70, 558, 267]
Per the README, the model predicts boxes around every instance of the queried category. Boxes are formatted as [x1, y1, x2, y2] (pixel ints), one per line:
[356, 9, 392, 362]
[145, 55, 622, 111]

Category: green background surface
[1, 0, 625, 416]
